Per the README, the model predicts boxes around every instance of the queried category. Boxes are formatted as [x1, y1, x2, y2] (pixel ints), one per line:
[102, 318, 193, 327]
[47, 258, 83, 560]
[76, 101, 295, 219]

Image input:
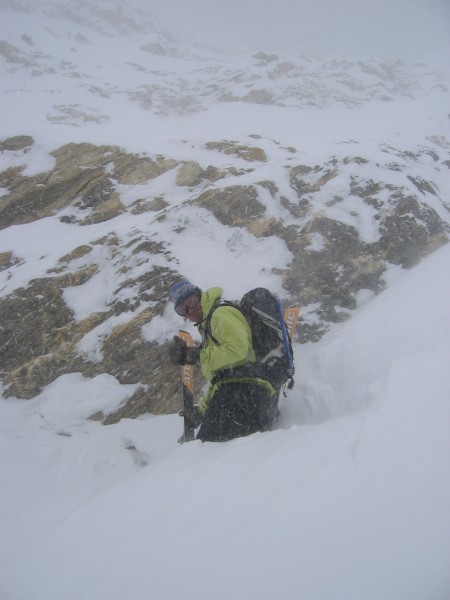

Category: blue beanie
[169, 279, 198, 307]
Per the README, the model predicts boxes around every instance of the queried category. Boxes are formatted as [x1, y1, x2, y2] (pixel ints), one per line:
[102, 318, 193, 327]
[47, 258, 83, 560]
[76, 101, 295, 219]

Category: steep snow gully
[1, 244, 449, 600]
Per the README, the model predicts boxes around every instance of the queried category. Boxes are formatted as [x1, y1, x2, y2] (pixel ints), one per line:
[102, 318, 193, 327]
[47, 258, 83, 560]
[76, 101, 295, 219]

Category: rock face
[0, 143, 178, 229]
[0, 135, 449, 422]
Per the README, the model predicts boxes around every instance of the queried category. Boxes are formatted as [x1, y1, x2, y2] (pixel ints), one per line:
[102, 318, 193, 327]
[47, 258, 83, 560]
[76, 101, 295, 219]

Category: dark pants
[196, 381, 274, 443]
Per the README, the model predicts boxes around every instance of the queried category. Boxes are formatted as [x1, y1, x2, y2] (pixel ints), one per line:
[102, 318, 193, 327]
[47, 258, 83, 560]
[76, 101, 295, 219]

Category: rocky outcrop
[0, 135, 34, 152]
[0, 141, 179, 229]
[205, 141, 267, 162]
[0, 258, 196, 416]
[194, 186, 266, 228]
[377, 195, 448, 268]
[0, 136, 449, 421]
[175, 161, 225, 187]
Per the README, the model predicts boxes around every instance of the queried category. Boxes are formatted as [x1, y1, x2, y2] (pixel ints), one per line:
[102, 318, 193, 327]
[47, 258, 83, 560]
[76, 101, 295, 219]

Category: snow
[1, 3, 450, 599]
[1, 238, 449, 600]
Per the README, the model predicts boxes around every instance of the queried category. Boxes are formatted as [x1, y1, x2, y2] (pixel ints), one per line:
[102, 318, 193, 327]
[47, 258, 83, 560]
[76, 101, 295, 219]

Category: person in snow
[168, 280, 276, 442]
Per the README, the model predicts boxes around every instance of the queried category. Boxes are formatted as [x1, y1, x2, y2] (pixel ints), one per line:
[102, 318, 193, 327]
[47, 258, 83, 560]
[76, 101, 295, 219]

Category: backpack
[204, 287, 295, 389]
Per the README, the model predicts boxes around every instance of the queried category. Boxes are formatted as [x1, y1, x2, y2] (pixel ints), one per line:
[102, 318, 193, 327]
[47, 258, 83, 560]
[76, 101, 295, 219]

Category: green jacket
[197, 287, 255, 381]
[196, 287, 274, 414]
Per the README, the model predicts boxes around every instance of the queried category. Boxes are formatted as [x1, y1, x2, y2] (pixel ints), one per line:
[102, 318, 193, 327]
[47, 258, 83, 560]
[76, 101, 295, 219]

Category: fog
[3, 0, 448, 72]
[150, 0, 449, 71]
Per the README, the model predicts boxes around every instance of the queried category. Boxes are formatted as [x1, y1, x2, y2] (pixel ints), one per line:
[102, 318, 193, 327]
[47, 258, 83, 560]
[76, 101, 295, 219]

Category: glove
[169, 336, 187, 365]
[185, 346, 200, 365]
[179, 406, 203, 428]
[169, 336, 201, 366]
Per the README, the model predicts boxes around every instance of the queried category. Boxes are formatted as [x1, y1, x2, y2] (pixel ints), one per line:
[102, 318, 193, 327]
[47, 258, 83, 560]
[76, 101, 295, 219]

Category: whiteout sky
[151, 0, 450, 70]
[2, 0, 449, 72]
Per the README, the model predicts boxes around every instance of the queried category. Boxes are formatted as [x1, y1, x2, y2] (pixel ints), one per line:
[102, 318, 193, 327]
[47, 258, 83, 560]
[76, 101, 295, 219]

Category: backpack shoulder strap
[203, 300, 238, 347]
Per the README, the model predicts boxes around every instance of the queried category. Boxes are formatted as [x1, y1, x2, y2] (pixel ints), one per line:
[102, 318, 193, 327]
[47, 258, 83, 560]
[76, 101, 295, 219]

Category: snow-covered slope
[1, 0, 448, 142]
[1, 242, 449, 600]
[1, 3, 450, 598]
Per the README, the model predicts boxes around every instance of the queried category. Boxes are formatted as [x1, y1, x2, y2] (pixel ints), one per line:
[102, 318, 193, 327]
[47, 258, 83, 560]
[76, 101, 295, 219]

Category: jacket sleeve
[199, 306, 255, 382]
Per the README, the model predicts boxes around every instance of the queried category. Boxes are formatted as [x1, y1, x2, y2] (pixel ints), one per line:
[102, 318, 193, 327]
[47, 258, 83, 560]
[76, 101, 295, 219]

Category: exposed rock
[175, 161, 225, 187]
[101, 385, 159, 424]
[290, 164, 338, 196]
[51, 143, 116, 170]
[343, 156, 369, 165]
[0, 166, 25, 190]
[1, 139, 449, 423]
[282, 215, 382, 340]
[205, 141, 267, 162]
[81, 190, 124, 225]
[0, 251, 21, 270]
[0, 135, 34, 152]
[56, 245, 93, 266]
[112, 153, 177, 184]
[0, 265, 98, 375]
[0, 143, 180, 229]
[377, 195, 449, 267]
[0, 143, 119, 228]
[131, 197, 169, 213]
[4, 353, 83, 400]
[176, 161, 204, 186]
[407, 176, 437, 196]
[193, 185, 266, 227]
[350, 176, 382, 197]
[0, 265, 102, 397]
[1, 279, 76, 381]
[0, 260, 192, 414]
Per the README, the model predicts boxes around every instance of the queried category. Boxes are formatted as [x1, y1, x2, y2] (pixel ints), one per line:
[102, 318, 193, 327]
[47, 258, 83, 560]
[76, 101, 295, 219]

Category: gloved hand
[169, 336, 187, 365]
[185, 346, 200, 365]
[179, 405, 203, 428]
[169, 336, 200, 366]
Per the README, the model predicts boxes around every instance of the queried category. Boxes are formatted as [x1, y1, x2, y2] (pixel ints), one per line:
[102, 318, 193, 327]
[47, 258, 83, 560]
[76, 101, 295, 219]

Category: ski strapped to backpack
[284, 305, 300, 343]
[277, 297, 295, 376]
[204, 288, 300, 390]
